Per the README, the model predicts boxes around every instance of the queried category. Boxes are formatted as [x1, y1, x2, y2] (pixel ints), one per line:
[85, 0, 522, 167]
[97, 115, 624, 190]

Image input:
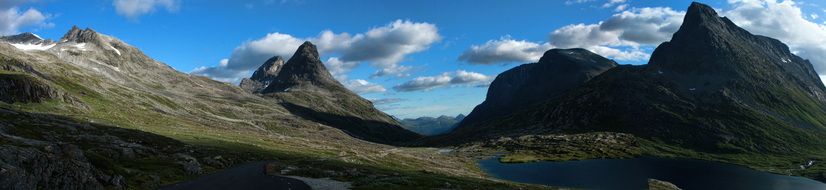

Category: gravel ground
[285, 176, 352, 190]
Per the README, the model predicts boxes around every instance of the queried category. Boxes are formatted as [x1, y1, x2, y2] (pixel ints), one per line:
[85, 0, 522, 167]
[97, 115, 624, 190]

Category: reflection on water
[476, 156, 826, 190]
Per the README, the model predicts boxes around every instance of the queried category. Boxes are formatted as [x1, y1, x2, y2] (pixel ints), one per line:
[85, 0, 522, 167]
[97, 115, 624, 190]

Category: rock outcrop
[0, 144, 104, 190]
[0, 74, 85, 106]
[0, 50, 87, 108]
[454, 48, 618, 131]
[0, 32, 56, 46]
[261, 42, 343, 94]
[239, 56, 285, 93]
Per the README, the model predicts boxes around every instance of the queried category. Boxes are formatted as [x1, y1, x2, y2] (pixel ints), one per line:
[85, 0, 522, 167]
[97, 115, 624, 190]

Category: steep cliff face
[0, 52, 87, 108]
[239, 56, 285, 93]
[455, 48, 617, 131]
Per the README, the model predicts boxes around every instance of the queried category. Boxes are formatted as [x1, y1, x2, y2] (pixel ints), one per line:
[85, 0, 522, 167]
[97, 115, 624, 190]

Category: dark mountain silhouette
[422, 2, 826, 163]
[454, 48, 618, 131]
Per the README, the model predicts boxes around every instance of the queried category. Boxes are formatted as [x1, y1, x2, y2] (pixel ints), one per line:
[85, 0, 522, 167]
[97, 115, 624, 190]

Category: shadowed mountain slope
[260, 42, 423, 144]
[454, 48, 618, 131]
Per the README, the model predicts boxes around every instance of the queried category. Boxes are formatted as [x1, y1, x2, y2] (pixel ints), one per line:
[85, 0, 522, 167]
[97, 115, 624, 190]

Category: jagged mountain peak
[61, 26, 100, 44]
[649, 2, 764, 75]
[260, 41, 343, 93]
[250, 55, 285, 83]
[239, 55, 286, 93]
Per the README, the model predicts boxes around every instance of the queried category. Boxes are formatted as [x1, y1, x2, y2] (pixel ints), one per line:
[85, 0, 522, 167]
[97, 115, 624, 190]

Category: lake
[476, 156, 826, 190]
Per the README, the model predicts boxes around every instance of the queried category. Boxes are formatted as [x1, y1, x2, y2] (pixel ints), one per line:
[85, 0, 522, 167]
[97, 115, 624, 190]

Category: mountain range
[396, 114, 464, 135]
[0, 26, 433, 189]
[2, 1, 826, 189]
[421, 3, 826, 179]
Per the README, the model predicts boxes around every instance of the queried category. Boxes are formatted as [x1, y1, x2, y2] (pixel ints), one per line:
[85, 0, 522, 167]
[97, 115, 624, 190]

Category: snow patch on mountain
[11, 43, 55, 50]
[109, 45, 121, 55]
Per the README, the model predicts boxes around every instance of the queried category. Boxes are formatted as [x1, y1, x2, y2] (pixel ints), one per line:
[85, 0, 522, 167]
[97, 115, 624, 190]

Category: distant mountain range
[395, 114, 464, 135]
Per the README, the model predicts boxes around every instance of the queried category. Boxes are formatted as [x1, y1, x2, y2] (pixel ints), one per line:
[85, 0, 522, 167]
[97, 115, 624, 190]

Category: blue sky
[2, 0, 826, 119]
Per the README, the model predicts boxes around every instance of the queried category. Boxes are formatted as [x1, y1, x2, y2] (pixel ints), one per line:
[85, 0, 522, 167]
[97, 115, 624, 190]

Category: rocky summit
[0, 32, 56, 46]
[421, 3, 826, 181]
[262, 42, 344, 93]
[239, 56, 285, 93]
[259, 41, 423, 143]
[454, 48, 618, 131]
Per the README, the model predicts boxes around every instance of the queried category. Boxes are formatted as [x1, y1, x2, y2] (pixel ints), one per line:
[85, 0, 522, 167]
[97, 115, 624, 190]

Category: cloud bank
[458, 7, 684, 65]
[392, 70, 495, 92]
[459, 0, 826, 77]
[457, 36, 553, 65]
[112, 0, 180, 21]
[0, 2, 53, 35]
[343, 79, 387, 94]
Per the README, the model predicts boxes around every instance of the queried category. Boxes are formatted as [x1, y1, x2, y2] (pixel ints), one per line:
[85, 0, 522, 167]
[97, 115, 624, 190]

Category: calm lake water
[476, 156, 826, 190]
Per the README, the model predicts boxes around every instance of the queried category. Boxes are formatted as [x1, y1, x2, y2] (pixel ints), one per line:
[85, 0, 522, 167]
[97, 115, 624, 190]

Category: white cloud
[550, 7, 685, 48]
[189, 66, 249, 83]
[112, 0, 180, 21]
[325, 57, 360, 75]
[615, 4, 630, 11]
[219, 59, 228, 67]
[343, 79, 387, 94]
[0, 6, 53, 35]
[393, 72, 451, 92]
[459, 6, 681, 65]
[366, 98, 406, 105]
[370, 64, 414, 79]
[340, 20, 442, 68]
[566, 0, 595, 5]
[457, 36, 554, 65]
[334, 74, 350, 82]
[451, 70, 495, 84]
[392, 70, 494, 92]
[602, 0, 628, 11]
[192, 20, 441, 84]
[722, 0, 826, 74]
[475, 81, 493, 88]
[588, 46, 650, 61]
[550, 23, 620, 48]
